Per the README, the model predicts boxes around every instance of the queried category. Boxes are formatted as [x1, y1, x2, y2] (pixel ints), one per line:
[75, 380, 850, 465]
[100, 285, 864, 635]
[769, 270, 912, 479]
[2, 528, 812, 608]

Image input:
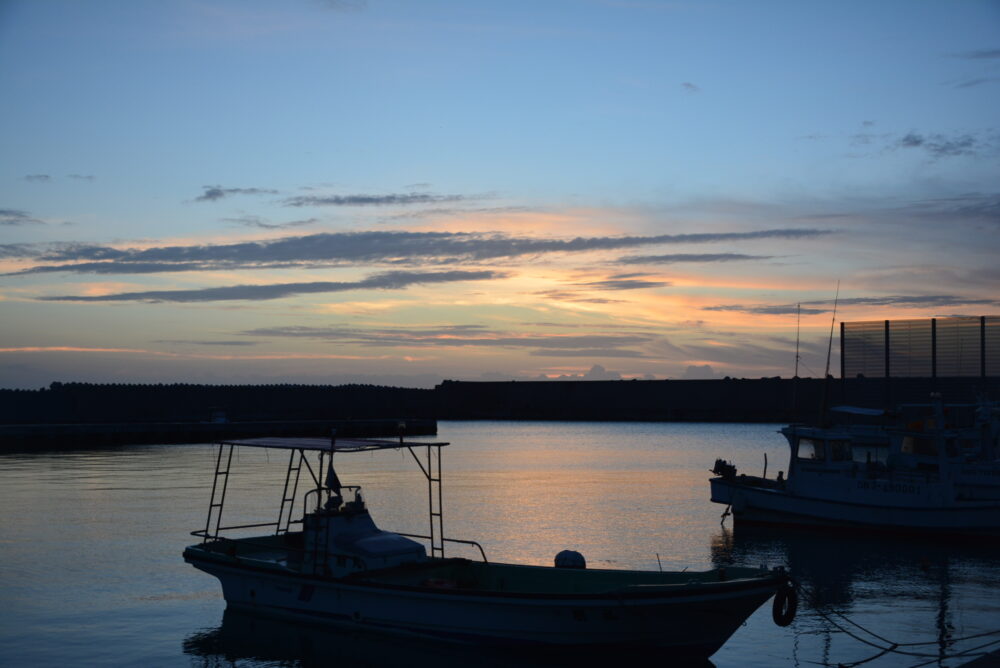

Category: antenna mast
[819, 282, 841, 425]
[791, 304, 801, 416]
[794, 303, 801, 379]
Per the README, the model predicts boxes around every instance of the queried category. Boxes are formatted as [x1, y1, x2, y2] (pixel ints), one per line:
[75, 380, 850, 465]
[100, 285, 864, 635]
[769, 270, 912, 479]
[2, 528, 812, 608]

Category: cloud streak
[381, 205, 534, 222]
[575, 277, 670, 291]
[0, 243, 41, 258]
[0, 209, 44, 226]
[900, 193, 1000, 226]
[895, 131, 983, 158]
[7, 261, 232, 275]
[283, 192, 468, 207]
[529, 348, 648, 358]
[616, 253, 773, 265]
[244, 324, 654, 357]
[955, 48, 1000, 59]
[194, 185, 279, 202]
[155, 339, 258, 346]
[850, 129, 997, 160]
[39, 270, 504, 302]
[704, 294, 1000, 315]
[953, 77, 1000, 89]
[703, 304, 829, 316]
[534, 290, 624, 304]
[222, 215, 320, 230]
[0, 345, 384, 361]
[805, 295, 1000, 308]
[5, 228, 831, 275]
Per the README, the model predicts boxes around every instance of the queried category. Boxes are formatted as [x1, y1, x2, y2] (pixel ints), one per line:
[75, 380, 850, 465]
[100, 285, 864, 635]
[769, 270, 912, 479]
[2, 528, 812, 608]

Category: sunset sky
[1, 0, 998, 389]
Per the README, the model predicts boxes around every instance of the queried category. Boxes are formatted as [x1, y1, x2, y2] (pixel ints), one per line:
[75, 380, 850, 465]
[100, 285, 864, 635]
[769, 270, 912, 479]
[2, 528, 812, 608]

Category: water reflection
[184, 609, 715, 668]
[709, 526, 1000, 666]
[7, 423, 998, 667]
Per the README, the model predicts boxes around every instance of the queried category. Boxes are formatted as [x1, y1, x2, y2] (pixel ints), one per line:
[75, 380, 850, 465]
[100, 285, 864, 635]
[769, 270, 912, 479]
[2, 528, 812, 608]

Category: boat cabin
[303, 491, 427, 577]
[783, 399, 999, 486]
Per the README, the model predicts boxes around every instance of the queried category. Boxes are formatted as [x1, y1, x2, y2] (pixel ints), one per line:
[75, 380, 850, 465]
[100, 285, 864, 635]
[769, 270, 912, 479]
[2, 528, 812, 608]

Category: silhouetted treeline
[2, 376, 996, 426]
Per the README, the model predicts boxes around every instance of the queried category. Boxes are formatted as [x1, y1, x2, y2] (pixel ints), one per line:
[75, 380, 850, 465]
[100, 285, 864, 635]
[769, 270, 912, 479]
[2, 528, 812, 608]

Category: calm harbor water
[1, 421, 998, 667]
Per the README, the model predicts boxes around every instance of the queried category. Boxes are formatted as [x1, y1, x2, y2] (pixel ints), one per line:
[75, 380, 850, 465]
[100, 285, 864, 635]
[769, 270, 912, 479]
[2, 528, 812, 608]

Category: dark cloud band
[243, 325, 652, 356]
[895, 131, 982, 158]
[6, 228, 831, 275]
[195, 186, 279, 202]
[704, 294, 999, 315]
[155, 340, 258, 346]
[0, 209, 44, 226]
[576, 278, 671, 291]
[616, 253, 773, 265]
[283, 193, 467, 207]
[39, 270, 504, 303]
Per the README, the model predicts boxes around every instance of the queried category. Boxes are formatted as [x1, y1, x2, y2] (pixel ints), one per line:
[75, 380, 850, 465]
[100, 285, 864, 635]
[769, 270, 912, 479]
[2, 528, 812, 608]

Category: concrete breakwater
[433, 376, 1000, 421]
[1, 376, 996, 450]
[0, 418, 438, 451]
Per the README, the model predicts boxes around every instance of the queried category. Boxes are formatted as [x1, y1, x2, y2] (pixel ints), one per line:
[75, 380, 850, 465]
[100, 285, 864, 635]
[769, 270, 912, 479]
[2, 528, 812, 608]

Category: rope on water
[791, 581, 1000, 668]
[903, 636, 1000, 668]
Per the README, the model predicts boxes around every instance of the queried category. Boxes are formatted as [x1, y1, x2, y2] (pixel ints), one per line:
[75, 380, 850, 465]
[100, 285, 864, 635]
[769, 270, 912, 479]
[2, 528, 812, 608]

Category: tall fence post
[884, 320, 892, 409]
[931, 318, 937, 379]
[982, 316, 988, 380]
[840, 321, 846, 402]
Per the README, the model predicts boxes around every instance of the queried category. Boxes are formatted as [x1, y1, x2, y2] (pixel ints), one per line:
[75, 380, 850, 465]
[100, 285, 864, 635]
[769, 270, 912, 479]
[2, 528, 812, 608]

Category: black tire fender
[772, 581, 798, 627]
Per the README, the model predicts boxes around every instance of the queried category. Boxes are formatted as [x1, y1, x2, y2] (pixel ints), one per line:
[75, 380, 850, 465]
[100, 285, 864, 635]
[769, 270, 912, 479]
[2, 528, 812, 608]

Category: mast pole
[792, 304, 801, 417]
[820, 282, 841, 426]
[794, 304, 801, 379]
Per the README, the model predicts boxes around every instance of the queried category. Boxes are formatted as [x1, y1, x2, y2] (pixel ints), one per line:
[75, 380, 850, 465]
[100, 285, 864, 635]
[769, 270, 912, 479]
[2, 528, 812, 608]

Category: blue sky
[1, 0, 998, 388]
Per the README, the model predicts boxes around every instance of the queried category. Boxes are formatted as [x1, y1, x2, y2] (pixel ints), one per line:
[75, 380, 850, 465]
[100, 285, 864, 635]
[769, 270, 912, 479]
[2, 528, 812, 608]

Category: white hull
[186, 551, 777, 655]
[711, 478, 1000, 536]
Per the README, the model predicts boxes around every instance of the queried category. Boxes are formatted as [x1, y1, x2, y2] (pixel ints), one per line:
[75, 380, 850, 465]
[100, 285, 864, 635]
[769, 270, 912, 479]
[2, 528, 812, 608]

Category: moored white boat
[185, 435, 791, 658]
[710, 398, 1000, 536]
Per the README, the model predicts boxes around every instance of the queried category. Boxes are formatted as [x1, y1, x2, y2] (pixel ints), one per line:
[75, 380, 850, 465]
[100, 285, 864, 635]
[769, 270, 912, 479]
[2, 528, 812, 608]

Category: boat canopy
[219, 436, 449, 452]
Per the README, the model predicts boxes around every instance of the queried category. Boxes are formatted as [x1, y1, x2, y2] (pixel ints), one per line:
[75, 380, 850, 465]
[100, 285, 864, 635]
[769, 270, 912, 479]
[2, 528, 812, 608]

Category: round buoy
[554, 550, 586, 569]
[772, 581, 798, 627]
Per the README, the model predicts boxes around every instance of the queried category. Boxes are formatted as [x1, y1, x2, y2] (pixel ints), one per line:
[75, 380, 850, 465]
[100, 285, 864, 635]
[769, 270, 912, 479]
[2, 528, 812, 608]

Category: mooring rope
[792, 581, 1000, 668]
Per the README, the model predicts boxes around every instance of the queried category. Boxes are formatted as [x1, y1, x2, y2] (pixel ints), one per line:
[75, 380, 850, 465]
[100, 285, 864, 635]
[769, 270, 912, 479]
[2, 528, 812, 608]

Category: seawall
[2, 376, 996, 428]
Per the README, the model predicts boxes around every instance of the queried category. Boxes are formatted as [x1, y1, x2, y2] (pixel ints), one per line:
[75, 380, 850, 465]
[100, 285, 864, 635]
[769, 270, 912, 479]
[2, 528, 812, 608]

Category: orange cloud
[404, 207, 634, 237]
[0, 346, 400, 362]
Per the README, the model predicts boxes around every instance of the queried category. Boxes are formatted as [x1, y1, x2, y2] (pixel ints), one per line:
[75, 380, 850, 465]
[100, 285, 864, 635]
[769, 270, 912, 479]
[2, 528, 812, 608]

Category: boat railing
[396, 532, 489, 563]
[189, 527, 486, 569]
[196, 520, 287, 534]
[189, 529, 369, 572]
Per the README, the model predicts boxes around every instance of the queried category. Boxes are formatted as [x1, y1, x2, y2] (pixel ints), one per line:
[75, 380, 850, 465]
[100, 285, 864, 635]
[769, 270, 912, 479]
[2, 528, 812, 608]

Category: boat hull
[185, 549, 777, 657]
[711, 478, 1000, 537]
